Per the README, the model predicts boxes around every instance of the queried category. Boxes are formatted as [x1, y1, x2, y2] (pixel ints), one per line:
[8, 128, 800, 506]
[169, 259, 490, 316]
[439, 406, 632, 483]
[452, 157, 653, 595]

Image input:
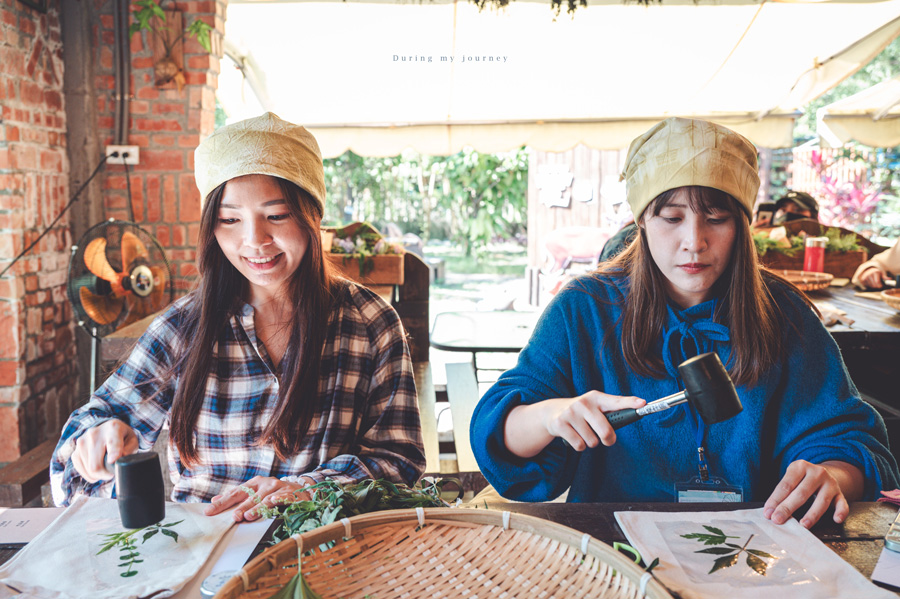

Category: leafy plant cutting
[96, 519, 184, 578]
[681, 525, 779, 576]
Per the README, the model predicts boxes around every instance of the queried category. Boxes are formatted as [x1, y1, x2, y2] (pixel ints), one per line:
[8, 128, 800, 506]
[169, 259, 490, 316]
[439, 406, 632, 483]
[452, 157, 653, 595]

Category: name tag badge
[675, 476, 743, 503]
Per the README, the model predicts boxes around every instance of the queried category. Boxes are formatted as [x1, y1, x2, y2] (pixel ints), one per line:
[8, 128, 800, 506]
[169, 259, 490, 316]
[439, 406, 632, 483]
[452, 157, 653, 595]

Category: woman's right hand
[72, 419, 139, 483]
[504, 391, 646, 458]
[858, 266, 887, 290]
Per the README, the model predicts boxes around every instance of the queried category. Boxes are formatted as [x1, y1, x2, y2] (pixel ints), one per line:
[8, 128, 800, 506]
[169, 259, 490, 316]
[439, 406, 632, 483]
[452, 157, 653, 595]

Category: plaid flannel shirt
[50, 282, 425, 506]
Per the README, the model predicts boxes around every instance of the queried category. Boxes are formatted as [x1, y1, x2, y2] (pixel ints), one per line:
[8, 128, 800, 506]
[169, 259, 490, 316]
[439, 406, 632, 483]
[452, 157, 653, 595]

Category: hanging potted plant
[129, 0, 214, 91]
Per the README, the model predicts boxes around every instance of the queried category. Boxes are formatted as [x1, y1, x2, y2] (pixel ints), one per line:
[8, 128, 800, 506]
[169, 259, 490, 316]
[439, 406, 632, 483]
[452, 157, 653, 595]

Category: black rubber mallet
[605, 352, 742, 429]
[110, 452, 166, 529]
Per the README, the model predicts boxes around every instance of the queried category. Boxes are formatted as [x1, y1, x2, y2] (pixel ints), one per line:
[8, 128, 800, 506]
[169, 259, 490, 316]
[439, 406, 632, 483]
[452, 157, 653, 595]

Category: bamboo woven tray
[774, 269, 834, 292]
[214, 508, 673, 599]
[882, 289, 900, 312]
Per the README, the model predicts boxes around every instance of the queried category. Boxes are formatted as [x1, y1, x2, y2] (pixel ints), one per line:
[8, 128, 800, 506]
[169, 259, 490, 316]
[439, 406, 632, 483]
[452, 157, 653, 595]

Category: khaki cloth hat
[621, 117, 759, 221]
[194, 112, 326, 215]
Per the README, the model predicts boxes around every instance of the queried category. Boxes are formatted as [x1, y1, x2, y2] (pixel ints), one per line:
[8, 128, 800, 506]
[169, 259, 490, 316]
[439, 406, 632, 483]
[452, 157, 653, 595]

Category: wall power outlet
[105, 145, 140, 165]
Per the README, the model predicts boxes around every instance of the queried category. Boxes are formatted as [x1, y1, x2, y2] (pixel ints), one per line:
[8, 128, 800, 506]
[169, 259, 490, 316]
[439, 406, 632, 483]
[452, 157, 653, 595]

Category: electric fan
[67, 220, 174, 388]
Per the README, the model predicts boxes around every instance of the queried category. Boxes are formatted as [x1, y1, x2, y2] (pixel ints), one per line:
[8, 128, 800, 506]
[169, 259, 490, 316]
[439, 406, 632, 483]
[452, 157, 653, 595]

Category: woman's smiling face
[642, 187, 737, 309]
[214, 174, 308, 303]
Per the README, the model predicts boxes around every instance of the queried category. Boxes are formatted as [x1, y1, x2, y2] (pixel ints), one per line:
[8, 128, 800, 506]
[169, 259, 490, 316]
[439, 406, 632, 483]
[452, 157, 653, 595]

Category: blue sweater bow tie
[662, 302, 730, 379]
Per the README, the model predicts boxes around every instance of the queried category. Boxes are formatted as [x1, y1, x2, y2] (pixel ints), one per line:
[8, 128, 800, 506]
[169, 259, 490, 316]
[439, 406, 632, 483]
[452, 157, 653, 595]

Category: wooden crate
[326, 253, 405, 286]
[759, 249, 867, 279]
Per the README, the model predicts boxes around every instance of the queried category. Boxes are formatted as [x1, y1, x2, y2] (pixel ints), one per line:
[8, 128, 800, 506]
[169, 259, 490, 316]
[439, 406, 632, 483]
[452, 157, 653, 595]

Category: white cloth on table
[0, 496, 233, 599]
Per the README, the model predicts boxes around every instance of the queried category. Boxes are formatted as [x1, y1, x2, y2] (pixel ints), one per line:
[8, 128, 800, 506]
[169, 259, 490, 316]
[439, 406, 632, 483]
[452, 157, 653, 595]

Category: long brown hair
[168, 176, 339, 466]
[598, 185, 811, 387]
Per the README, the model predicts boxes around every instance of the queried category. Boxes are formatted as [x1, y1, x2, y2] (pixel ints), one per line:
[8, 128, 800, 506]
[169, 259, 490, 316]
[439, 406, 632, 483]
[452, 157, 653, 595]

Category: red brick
[129, 134, 150, 147]
[0, 360, 19, 386]
[135, 87, 160, 100]
[0, 302, 20, 359]
[19, 15, 34, 35]
[154, 225, 170, 247]
[0, 8, 15, 27]
[179, 263, 198, 277]
[171, 224, 186, 246]
[187, 223, 200, 246]
[39, 150, 62, 171]
[153, 134, 175, 146]
[142, 149, 184, 171]
[153, 103, 185, 115]
[178, 134, 198, 148]
[130, 100, 150, 114]
[132, 56, 154, 70]
[0, 406, 22, 461]
[178, 174, 200, 221]
[186, 55, 212, 70]
[130, 184, 144, 221]
[44, 90, 62, 111]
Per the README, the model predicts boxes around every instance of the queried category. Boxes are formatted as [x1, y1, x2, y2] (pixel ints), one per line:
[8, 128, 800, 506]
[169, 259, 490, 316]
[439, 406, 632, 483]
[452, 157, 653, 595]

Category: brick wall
[0, 0, 76, 462]
[94, 0, 225, 295]
[0, 0, 225, 463]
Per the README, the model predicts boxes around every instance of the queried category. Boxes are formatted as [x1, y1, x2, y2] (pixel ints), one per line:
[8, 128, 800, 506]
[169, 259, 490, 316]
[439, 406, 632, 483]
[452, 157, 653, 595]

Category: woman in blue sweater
[470, 117, 899, 528]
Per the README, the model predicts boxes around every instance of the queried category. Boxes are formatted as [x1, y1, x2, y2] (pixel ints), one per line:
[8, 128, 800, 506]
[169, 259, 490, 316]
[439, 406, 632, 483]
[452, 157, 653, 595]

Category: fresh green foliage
[252, 478, 454, 544]
[323, 147, 529, 258]
[823, 227, 861, 253]
[752, 233, 803, 258]
[96, 520, 184, 578]
[130, 0, 213, 54]
[681, 528, 778, 576]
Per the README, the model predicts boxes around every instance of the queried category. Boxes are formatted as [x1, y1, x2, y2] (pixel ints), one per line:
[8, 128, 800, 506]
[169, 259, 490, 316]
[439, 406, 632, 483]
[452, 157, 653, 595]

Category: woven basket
[214, 508, 673, 599]
[773, 269, 834, 292]
[882, 289, 900, 312]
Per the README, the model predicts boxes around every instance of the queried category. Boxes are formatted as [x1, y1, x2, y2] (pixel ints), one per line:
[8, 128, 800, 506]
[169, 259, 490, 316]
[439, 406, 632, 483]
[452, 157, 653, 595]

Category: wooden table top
[809, 284, 900, 352]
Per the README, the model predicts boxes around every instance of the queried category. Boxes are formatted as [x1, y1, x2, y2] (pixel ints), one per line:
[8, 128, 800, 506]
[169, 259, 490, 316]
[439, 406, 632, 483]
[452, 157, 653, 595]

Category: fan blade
[79, 286, 124, 325]
[121, 231, 149, 271]
[84, 238, 120, 283]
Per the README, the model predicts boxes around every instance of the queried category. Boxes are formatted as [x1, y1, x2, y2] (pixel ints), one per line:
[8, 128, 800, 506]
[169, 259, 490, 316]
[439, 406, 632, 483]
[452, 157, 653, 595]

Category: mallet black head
[115, 451, 165, 529]
[677, 352, 742, 425]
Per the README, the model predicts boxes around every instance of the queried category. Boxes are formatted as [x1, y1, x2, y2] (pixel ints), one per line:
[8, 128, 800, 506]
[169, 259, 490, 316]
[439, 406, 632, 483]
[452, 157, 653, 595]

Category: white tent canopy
[222, 0, 900, 157]
[817, 73, 900, 147]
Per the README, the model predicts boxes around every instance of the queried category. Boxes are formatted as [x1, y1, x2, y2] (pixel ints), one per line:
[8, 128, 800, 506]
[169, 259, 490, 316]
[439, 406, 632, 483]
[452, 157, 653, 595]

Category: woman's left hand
[204, 476, 315, 522]
[763, 460, 864, 528]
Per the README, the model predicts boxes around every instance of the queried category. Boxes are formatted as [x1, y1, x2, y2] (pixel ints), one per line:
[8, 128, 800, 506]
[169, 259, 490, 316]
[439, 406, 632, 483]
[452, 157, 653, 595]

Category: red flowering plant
[810, 149, 884, 232]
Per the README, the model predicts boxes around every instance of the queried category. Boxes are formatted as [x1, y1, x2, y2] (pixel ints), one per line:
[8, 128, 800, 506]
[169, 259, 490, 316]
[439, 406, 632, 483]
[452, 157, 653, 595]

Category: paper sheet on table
[0, 509, 65, 544]
[615, 508, 895, 599]
[171, 517, 270, 599]
[0, 496, 233, 599]
[871, 548, 900, 590]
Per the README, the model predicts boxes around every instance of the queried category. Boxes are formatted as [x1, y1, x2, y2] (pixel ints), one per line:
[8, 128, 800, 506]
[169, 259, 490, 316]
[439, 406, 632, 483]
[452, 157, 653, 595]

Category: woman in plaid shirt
[51, 113, 425, 520]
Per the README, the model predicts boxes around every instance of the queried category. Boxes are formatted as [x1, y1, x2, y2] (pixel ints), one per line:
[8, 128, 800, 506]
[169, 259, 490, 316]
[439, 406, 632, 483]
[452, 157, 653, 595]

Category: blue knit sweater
[469, 274, 900, 503]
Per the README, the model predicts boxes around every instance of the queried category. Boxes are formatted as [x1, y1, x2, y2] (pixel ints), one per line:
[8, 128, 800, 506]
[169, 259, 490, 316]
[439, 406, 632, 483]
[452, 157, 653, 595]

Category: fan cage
[67, 220, 174, 338]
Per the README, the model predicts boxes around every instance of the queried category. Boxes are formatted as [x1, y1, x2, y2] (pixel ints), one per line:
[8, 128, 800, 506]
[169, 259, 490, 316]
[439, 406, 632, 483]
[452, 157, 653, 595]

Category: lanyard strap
[689, 406, 710, 482]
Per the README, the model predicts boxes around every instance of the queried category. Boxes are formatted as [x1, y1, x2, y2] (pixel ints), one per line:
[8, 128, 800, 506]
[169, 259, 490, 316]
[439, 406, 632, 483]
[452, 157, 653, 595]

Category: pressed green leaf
[142, 529, 159, 543]
[160, 528, 179, 542]
[747, 549, 777, 559]
[709, 553, 739, 574]
[120, 570, 138, 578]
[162, 520, 184, 527]
[746, 554, 768, 576]
[695, 547, 738, 555]
[703, 526, 726, 537]
[724, 543, 742, 549]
